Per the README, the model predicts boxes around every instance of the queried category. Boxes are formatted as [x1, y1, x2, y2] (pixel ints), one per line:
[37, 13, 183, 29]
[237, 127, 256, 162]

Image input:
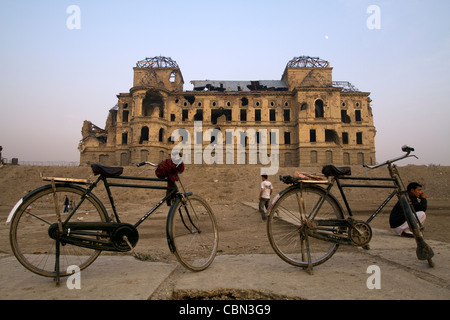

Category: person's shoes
[401, 231, 414, 238]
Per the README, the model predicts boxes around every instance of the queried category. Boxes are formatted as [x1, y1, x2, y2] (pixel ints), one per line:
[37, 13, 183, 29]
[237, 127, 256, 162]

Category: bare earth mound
[1, 164, 449, 261]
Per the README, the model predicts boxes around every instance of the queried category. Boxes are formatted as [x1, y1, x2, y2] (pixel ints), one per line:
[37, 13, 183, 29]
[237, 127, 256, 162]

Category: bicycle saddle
[322, 165, 351, 177]
[91, 163, 124, 177]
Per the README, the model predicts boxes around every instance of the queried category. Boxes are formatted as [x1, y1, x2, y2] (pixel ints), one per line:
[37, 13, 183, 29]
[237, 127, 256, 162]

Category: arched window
[159, 128, 164, 142]
[315, 99, 324, 118]
[140, 126, 149, 144]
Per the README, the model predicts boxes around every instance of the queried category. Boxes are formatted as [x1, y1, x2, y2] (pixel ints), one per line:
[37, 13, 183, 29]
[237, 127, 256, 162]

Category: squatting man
[389, 182, 427, 237]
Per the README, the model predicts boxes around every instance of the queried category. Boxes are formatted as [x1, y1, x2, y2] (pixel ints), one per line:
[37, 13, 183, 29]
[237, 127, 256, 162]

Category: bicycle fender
[166, 197, 182, 254]
[6, 183, 109, 225]
[6, 198, 23, 224]
[6, 184, 61, 225]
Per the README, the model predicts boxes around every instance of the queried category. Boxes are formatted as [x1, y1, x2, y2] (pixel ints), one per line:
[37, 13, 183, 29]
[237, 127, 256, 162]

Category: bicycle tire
[9, 184, 109, 277]
[267, 184, 344, 268]
[166, 194, 219, 271]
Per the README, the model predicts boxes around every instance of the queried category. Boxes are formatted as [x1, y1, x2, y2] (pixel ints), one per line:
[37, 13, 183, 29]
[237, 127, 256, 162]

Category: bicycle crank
[349, 221, 372, 247]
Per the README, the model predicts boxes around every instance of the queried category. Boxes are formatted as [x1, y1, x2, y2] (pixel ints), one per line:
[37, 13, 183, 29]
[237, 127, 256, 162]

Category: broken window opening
[270, 109, 276, 121]
[341, 110, 351, 123]
[355, 110, 362, 122]
[240, 109, 247, 122]
[241, 97, 249, 106]
[284, 132, 291, 145]
[140, 126, 149, 144]
[169, 72, 176, 83]
[356, 132, 363, 145]
[255, 109, 261, 122]
[211, 108, 231, 124]
[122, 132, 128, 145]
[310, 129, 316, 142]
[325, 129, 339, 144]
[143, 92, 164, 118]
[342, 132, 349, 144]
[194, 109, 203, 121]
[184, 96, 196, 105]
[315, 99, 324, 118]
[123, 110, 129, 123]
[182, 110, 189, 122]
[283, 109, 290, 122]
[159, 128, 164, 142]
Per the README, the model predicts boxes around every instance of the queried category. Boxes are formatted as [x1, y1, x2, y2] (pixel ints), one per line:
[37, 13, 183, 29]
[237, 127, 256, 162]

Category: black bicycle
[267, 146, 434, 274]
[8, 159, 219, 283]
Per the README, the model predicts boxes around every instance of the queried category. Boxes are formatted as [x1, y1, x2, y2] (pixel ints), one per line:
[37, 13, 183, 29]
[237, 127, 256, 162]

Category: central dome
[136, 56, 179, 68]
[286, 56, 329, 68]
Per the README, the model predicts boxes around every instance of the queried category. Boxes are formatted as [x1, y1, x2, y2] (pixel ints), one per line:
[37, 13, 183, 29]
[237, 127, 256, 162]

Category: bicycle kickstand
[123, 236, 144, 260]
[303, 234, 314, 275]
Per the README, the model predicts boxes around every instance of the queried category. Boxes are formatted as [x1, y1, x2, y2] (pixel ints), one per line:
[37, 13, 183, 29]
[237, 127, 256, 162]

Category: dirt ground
[0, 163, 449, 263]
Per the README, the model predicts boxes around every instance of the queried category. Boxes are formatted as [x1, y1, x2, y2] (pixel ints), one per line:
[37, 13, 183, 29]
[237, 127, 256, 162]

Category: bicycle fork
[398, 194, 434, 264]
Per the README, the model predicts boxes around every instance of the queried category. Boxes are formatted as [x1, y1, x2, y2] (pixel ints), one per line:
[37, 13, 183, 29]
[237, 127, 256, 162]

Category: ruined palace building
[79, 56, 376, 167]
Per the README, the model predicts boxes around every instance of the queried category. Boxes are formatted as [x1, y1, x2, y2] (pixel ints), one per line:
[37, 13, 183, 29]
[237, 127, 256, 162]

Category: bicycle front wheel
[167, 195, 219, 272]
[9, 184, 109, 277]
[267, 184, 344, 268]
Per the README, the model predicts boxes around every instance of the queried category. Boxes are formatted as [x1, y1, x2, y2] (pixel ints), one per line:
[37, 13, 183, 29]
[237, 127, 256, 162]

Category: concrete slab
[0, 254, 177, 300]
[0, 228, 448, 300]
[173, 252, 449, 300]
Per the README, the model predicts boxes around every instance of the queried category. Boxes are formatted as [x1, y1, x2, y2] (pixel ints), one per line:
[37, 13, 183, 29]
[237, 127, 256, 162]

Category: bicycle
[7, 159, 219, 284]
[267, 146, 434, 274]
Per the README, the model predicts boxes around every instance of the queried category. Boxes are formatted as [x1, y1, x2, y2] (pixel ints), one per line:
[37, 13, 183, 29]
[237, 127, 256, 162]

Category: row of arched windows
[138, 127, 164, 144]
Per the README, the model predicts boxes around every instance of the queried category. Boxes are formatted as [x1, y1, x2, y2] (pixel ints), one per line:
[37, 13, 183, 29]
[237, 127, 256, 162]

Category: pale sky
[1, 0, 449, 165]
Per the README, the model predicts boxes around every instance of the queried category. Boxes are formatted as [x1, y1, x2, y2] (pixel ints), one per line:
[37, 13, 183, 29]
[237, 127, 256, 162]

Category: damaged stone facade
[79, 56, 376, 167]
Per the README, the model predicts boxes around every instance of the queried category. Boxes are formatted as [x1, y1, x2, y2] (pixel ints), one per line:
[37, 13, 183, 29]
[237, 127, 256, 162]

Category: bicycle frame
[62, 174, 178, 228]
[333, 174, 399, 224]
[316, 161, 413, 225]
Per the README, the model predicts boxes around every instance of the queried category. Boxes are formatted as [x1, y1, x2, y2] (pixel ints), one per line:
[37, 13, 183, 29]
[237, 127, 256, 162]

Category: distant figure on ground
[390, 182, 427, 237]
[63, 196, 70, 213]
[259, 174, 273, 221]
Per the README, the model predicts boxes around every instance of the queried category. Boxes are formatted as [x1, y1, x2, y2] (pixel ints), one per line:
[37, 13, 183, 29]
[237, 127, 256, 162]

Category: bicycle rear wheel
[9, 184, 109, 277]
[267, 184, 344, 268]
[167, 195, 219, 271]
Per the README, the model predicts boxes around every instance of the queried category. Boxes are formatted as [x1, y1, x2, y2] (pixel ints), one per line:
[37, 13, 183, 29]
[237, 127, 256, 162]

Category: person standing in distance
[259, 174, 273, 221]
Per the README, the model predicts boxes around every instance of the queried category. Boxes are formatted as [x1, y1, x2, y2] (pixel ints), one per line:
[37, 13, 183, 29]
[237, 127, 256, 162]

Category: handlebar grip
[136, 161, 146, 167]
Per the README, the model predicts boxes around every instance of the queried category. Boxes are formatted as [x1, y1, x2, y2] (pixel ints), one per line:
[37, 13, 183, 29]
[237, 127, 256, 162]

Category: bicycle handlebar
[136, 161, 158, 168]
[363, 145, 418, 169]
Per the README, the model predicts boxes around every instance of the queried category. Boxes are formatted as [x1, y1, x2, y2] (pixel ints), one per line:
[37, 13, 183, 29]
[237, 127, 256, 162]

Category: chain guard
[49, 222, 139, 252]
[111, 225, 139, 251]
